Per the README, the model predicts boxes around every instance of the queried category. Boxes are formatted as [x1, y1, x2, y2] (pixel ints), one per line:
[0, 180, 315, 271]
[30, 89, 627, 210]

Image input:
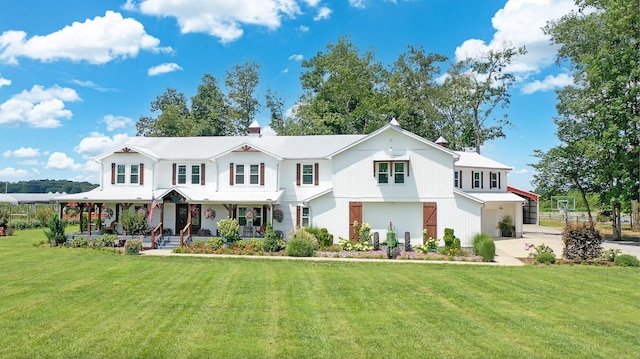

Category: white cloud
[44, 152, 81, 171]
[134, 0, 301, 43]
[314, 6, 332, 21]
[512, 168, 529, 174]
[0, 167, 29, 178]
[288, 54, 303, 61]
[455, 0, 577, 78]
[74, 132, 130, 158]
[349, 0, 366, 8]
[0, 76, 10, 88]
[0, 85, 80, 128]
[298, 25, 310, 32]
[103, 115, 133, 131]
[303, 0, 321, 6]
[521, 73, 573, 94]
[0, 11, 170, 64]
[70, 79, 112, 92]
[3, 147, 41, 158]
[148, 62, 183, 76]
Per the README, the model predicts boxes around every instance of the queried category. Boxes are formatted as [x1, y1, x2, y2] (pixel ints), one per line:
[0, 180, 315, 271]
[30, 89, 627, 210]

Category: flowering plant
[204, 208, 216, 220]
[191, 206, 200, 217]
[103, 207, 113, 219]
[273, 208, 283, 222]
[137, 207, 147, 216]
[245, 209, 257, 220]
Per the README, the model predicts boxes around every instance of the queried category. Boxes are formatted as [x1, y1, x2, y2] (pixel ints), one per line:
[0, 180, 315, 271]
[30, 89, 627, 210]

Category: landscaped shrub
[306, 226, 334, 248]
[562, 223, 602, 260]
[191, 239, 207, 250]
[44, 215, 67, 246]
[94, 233, 119, 247]
[263, 222, 285, 252]
[0, 208, 9, 229]
[472, 233, 495, 262]
[615, 254, 640, 267]
[286, 229, 318, 257]
[34, 206, 55, 227]
[217, 217, 240, 242]
[120, 208, 148, 235]
[600, 248, 622, 262]
[528, 243, 554, 258]
[472, 233, 492, 255]
[442, 228, 462, 256]
[70, 236, 88, 248]
[125, 239, 143, 255]
[536, 252, 556, 264]
[339, 238, 373, 251]
[206, 237, 224, 250]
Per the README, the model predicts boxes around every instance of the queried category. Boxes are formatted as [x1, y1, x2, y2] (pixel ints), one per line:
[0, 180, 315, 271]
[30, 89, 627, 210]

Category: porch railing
[180, 222, 191, 247]
[151, 222, 163, 249]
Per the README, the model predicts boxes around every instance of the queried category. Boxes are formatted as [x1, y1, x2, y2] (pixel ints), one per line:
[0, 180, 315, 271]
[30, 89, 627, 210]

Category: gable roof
[96, 134, 366, 162]
[454, 151, 513, 170]
[327, 123, 459, 159]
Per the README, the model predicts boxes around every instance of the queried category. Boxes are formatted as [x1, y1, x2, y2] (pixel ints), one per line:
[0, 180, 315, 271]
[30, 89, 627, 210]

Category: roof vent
[435, 136, 448, 147]
[248, 120, 261, 137]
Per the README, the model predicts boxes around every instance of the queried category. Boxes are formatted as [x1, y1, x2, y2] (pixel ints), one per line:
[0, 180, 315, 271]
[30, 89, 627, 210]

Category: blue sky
[0, 0, 577, 191]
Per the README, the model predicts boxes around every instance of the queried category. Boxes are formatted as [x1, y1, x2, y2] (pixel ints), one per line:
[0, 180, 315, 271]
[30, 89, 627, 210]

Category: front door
[176, 204, 189, 235]
[175, 204, 201, 235]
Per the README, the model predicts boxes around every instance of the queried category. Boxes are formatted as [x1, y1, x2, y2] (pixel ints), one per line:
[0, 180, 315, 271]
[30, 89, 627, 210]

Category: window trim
[301, 164, 314, 185]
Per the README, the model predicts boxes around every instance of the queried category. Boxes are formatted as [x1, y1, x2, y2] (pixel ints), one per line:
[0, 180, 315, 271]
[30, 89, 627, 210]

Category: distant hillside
[4, 180, 98, 194]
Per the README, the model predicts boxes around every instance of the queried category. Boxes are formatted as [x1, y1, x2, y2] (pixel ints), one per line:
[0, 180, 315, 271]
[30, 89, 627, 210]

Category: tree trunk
[578, 189, 593, 224]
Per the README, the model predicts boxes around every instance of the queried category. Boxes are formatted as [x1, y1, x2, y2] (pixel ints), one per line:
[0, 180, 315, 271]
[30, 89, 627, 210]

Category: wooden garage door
[423, 202, 437, 239]
[349, 202, 362, 241]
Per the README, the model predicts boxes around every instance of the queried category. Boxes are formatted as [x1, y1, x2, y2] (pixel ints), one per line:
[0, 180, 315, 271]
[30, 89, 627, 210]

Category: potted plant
[497, 215, 514, 237]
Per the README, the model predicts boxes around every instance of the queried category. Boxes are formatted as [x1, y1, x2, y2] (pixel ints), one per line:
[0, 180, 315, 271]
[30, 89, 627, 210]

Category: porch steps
[155, 236, 185, 250]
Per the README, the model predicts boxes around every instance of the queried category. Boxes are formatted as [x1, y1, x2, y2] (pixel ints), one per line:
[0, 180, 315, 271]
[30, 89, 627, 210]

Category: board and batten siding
[331, 131, 456, 199]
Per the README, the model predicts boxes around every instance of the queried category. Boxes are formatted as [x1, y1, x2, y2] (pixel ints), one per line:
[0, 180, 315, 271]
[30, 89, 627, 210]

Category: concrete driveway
[494, 224, 640, 263]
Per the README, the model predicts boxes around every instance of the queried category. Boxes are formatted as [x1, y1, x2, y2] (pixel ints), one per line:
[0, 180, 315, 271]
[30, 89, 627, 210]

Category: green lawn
[1, 229, 639, 358]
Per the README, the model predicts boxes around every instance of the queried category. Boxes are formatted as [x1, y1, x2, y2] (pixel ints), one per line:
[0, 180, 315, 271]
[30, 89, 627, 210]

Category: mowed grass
[1, 229, 638, 358]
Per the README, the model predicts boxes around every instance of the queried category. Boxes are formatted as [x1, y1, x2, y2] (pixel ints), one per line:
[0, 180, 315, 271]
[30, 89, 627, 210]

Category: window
[130, 164, 139, 184]
[191, 165, 200, 185]
[250, 164, 259, 185]
[116, 165, 126, 184]
[235, 164, 245, 185]
[301, 207, 310, 227]
[302, 164, 314, 185]
[376, 161, 408, 185]
[491, 172, 499, 189]
[454, 171, 460, 188]
[473, 172, 481, 188]
[177, 165, 187, 184]
[377, 162, 389, 184]
[238, 206, 262, 226]
[394, 162, 405, 184]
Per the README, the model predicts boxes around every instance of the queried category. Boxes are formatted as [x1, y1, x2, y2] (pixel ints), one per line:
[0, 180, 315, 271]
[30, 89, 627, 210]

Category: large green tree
[445, 46, 526, 153]
[539, 0, 640, 238]
[291, 36, 389, 135]
[225, 62, 261, 135]
[136, 88, 190, 137]
[190, 74, 231, 136]
[386, 46, 447, 141]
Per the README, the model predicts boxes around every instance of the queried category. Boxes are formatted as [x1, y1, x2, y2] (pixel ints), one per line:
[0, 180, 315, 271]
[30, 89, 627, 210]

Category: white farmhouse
[56, 120, 532, 247]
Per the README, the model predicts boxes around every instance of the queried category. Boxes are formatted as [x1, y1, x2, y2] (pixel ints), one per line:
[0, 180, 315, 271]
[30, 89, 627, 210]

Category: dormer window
[374, 161, 409, 185]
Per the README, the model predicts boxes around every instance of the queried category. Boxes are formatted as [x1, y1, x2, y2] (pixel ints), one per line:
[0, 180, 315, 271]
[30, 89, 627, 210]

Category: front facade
[56, 121, 526, 247]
